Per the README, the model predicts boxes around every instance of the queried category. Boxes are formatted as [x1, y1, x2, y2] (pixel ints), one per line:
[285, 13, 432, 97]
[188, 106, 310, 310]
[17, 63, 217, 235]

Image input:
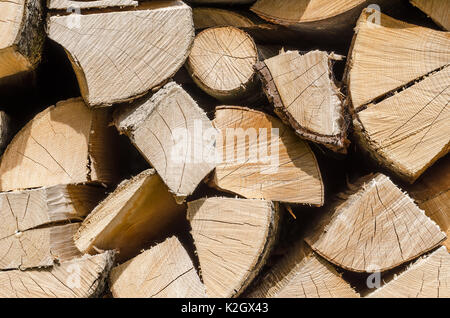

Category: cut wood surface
[248, 241, 359, 298]
[0, 0, 44, 79]
[186, 26, 260, 104]
[47, 0, 138, 10]
[305, 173, 446, 273]
[47, 1, 194, 107]
[0, 251, 115, 298]
[367, 246, 450, 298]
[110, 236, 206, 298]
[114, 82, 215, 201]
[0, 98, 120, 191]
[210, 106, 324, 206]
[74, 169, 186, 262]
[0, 223, 81, 270]
[187, 197, 279, 298]
[193, 7, 255, 30]
[256, 50, 348, 153]
[410, 0, 449, 30]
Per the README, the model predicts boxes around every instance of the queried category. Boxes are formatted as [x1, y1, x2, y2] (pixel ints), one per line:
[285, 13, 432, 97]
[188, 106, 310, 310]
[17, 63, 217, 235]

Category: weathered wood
[256, 50, 348, 153]
[47, 0, 138, 10]
[74, 169, 186, 262]
[410, 0, 449, 30]
[114, 82, 215, 202]
[110, 236, 206, 298]
[187, 197, 279, 297]
[47, 1, 194, 107]
[305, 173, 446, 273]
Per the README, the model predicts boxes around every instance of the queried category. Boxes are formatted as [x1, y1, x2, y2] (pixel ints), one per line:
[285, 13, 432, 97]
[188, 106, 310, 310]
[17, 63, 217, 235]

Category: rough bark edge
[88, 250, 116, 298]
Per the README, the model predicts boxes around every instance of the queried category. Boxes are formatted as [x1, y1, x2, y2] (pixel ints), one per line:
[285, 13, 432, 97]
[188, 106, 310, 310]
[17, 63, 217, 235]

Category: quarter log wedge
[0, 98, 120, 191]
[74, 169, 186, 262]
[0, 251, 115, 298]
[410, 0, 449, 31]
[110, 236, 206, 298]
[0, 0, 45, 79]
[248, 241, 359, 298]
[187, 197, 279, 298]
[256, 50, 348, 153]
[367, 246, 450, 298]
[305, 173, 446, 273]
[210, 106, 324, 206]
[47, 1, 194, 107]
[114, 82, 215, 202]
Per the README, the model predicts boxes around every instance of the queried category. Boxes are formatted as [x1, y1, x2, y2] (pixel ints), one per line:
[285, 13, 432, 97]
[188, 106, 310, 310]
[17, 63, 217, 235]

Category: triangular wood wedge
[353, 66, 449, 183]
[0, 251, 115, 298]
[187, 197, 279, 297]
[110, 236, 206, 298]
[345, 9, 450, 111]
[0, 0, 45, 79]
[47, 1, 194, 107]
[74, 169, 186, 262]
[47, 0, 138, 10]
[367, 246, 450, 298]
[248, 241, 359, 298]
[0, 98, 120, 191]
[210, 106, 324, 206]
[256, 50, 348, 153]
[305, 173, 447, 273]
[410, 0, 449, 30]
[114, 82, 215, 202]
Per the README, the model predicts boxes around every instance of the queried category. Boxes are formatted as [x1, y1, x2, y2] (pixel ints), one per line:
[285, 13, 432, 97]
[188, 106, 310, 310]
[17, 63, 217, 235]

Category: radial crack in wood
[114, 82, 215, 201]
[210, 106, 324, 205]
[187, 197, 279, 298]
[410, 0, 449, 31]
[74, 169, 186, 262]
[256, 50, 348, 153]
[47, 0, 138, 10]
[305, 173, 447, 273]
[110, 236, 206, 298]
[0, 251, 115, 298]
[47, 1, 194, 107]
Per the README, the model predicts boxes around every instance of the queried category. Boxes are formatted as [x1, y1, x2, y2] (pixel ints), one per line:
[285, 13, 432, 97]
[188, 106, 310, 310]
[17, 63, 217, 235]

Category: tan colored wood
[0, 98, 120, 191]
[248, 241, 359, 298]
[186, 26, 259, 104]
[110, 236, 206, 298]
[354, 66, 449, 183]
[305, 173, 446, 273]
[47, 1, 194, 107]
[187, 197, 279, 297]
[0, 251, 115, 298]
[367, 246, 450, 298]
[188, 0, 255, 4]
[114, 82, 215, 201]
[410, 0, 449, 30]
[47, 0, 138, 10]
[0, 223, 81, 270]
[345, 10, 450, 111]
[210, 106, 324, 206]
[256, 50, 348, 153]
[74, 169, 186, 262]
[0, 0, 44, 79]
[193, 7, 254, 30]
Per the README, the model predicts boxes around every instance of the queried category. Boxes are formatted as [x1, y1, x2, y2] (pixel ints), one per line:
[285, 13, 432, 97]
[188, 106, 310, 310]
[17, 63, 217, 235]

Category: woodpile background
[0, 0, 448, 298]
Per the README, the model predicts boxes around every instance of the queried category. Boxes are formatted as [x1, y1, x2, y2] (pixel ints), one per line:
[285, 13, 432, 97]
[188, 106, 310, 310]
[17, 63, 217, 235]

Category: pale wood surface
[187, 197, 279, 297]
[110, 236, 206, 298]
[305, 174, 446, 272]
[47, 0, 138, 10]
[193, 7, 254, 29]
[114, 82, 215, 201]
[410, 0, 449, 30]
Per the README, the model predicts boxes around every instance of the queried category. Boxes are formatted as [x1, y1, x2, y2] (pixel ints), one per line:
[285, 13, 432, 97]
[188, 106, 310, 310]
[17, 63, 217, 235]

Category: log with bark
[410, 0, 449, 30]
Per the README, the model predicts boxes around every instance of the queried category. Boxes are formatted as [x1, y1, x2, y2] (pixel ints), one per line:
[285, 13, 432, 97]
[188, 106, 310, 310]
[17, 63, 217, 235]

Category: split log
[0, 251, 115, 298]
[410, 0, 449, 30]
[0, 98, 120, 191]
[193, 7, 255, 30]
[305, 173, 446, 273]
[187, 197, 279, 297]
[187, 0, 255, 4]
[74, 169, 186, 262]
[210, 106, 324, 206]
[47, 1, 194, 107]
[0, 111, 12, 154]
[47, 0, 138, 10]
[186, 26, 261, 104]
[114, 82, 215, 202]
[256, 50, 348, 153]
[248, 241, 359, 298]
[367, 246, 450, 298]
[0, 0, 45, 80]
[110, 236, 206, 298]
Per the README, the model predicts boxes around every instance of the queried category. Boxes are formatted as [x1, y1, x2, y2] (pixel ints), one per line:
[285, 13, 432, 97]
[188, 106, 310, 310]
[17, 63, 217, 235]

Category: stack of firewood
[0, 0, 448, 298]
